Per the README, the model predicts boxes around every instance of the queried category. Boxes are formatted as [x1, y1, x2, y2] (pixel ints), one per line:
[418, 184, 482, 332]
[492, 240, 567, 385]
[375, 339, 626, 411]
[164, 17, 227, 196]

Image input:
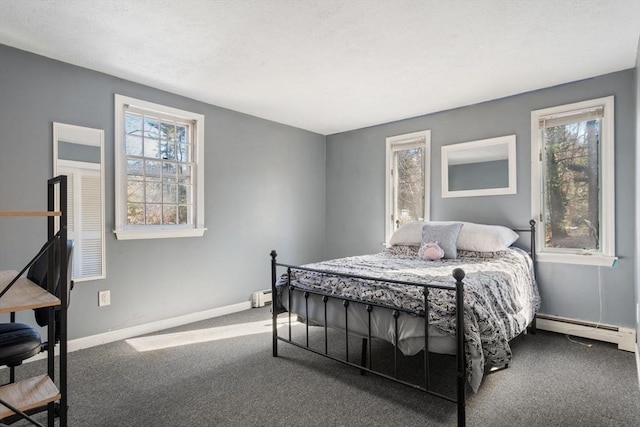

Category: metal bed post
[453, 268, 466, 427]
[392, 310, 399, 379]
[305, 292, 310, 347]
[423, 288, 430, 390]
[270, 250, 278, 358]
[529, 220, 537, 334]
[529, 219, 536, 265]
[287, 269, 292, 340]
[323, 296, 329, 355]
[343, 301, 350, 362]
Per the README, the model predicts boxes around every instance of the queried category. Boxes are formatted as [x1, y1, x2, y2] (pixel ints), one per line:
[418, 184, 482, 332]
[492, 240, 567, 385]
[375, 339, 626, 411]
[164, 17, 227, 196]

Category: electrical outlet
[98, 290, 111, 307]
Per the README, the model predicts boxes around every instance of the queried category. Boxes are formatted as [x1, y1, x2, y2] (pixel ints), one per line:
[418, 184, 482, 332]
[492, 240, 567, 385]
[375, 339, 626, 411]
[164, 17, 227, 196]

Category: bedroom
[0, 0, 639, 425]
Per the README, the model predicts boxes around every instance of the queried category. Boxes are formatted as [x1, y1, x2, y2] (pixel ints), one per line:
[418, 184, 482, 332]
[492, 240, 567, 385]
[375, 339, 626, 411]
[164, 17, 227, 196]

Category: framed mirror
[441, 135, 516, 198]
[53, 122, 106, 281]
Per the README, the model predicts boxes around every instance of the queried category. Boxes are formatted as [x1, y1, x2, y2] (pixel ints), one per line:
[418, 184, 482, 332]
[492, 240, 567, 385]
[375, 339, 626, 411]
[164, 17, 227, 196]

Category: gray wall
[326, 70, 637, 328]
[0, 45, 326, 339]
[1, 42, 637, 340]
[635, 38, 639, 345]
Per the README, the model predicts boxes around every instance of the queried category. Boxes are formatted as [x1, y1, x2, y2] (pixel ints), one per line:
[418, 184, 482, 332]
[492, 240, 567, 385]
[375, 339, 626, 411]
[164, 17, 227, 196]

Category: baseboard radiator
[536, 314, 636, 352]
[251, 289, 273, 308]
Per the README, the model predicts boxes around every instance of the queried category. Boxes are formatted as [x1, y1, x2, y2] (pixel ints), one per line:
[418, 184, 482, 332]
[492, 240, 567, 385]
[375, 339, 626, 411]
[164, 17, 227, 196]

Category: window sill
[537, 252, 618, 267]
[114, 228, 207, 240]
[74, 275, 106, 283]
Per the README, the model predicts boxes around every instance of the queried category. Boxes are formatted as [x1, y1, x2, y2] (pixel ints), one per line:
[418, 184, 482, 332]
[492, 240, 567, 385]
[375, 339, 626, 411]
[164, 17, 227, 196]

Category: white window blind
[538, 106, 605, 129]
[80, 173, 102, 277]
[59, 162, 104, 280]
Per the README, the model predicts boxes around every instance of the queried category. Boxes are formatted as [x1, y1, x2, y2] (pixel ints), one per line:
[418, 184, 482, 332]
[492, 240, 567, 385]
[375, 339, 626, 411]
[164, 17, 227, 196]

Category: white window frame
[385, 130, 431, 244]
[531, 96, 616, 267]
[58, 160, 106, 281]
[114, 94, 206, 240]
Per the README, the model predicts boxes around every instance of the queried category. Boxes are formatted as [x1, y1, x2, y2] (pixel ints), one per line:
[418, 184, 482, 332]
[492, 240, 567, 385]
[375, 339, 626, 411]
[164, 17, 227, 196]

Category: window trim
[530, 96, 616, 267]
[385, 130, 431, 244]
[114, 94, 206, 240]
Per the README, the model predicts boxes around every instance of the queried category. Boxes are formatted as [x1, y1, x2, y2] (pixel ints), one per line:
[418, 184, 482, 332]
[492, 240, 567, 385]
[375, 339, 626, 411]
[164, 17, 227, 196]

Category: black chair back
[27, 238, 74, 329]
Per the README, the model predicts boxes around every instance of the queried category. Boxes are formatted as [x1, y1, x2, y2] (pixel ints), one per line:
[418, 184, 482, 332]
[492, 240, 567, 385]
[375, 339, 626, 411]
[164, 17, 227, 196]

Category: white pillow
[455, 222, 519, 252]
[389, 221, 519, 252]
[388, 221, 425, 246]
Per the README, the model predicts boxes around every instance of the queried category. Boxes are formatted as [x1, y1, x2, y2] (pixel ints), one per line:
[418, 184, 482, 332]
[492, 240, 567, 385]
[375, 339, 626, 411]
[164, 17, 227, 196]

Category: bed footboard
[270, 250, 467, 427]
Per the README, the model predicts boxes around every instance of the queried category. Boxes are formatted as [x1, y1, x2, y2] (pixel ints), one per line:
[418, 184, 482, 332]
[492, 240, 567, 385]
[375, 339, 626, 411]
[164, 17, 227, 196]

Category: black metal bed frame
[270, 220, 536, 427]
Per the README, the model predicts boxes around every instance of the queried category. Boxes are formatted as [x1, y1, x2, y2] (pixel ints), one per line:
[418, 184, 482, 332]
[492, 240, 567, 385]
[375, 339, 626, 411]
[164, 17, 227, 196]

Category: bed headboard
[512, 219, 536, 263]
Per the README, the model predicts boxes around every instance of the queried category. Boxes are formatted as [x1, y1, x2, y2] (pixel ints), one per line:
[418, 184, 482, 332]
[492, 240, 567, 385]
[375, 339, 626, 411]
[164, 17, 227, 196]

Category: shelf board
[0, 211, 61, 217]
[0, 374, 61, 419]
[0, 270, 60, 314]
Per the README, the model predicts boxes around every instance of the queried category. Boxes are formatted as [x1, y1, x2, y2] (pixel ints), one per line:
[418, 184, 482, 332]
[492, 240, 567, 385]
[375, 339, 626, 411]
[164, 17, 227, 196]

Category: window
[115, 95, 206, 240]
[531, 96, 616, 266]
[385, 130, 431, 243]
[58, 161, 104, 280]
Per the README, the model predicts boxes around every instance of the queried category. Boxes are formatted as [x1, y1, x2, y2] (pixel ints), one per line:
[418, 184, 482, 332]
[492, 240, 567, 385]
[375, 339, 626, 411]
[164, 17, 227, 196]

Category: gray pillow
[421, 222, 464, 259]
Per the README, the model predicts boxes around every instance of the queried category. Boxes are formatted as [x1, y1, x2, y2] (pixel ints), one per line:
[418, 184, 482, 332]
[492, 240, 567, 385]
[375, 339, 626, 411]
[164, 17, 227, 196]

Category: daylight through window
[531, 96, 615, 266]
[385, 130, 431, 243]
[124, 111, 193, 226]
[114, 95, 206, 240]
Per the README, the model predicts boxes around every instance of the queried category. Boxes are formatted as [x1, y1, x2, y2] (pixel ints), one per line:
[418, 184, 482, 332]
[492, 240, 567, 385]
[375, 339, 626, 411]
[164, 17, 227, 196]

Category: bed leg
[360, 337, 368, 375]
[529, 316, 537, 335]
[272, 313, 278, 358]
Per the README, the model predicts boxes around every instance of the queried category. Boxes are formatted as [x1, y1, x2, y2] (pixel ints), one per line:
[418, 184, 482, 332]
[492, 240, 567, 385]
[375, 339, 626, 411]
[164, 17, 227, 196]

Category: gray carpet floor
[3, 307, 639, 426]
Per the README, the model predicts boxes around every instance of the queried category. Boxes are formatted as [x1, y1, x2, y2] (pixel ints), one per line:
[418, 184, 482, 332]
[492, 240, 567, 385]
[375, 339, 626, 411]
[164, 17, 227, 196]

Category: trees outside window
[114, 95, 206, 240]
[385, 130, 431, 243]
[531, 96, 615, 266]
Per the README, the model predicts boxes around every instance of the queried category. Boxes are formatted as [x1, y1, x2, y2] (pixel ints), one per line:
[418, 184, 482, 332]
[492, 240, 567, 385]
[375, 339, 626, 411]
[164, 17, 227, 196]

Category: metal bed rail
[270, 251, 467, 426]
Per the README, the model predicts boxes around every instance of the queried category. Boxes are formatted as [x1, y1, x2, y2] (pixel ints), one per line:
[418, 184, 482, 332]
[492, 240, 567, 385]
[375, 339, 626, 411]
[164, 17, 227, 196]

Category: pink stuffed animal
[419, 241, 444, 261]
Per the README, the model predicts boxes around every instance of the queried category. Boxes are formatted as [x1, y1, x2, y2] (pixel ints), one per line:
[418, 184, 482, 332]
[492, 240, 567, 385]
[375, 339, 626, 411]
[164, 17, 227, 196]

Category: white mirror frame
[53, 122, 106, 281]
[441, 135, 517, 198]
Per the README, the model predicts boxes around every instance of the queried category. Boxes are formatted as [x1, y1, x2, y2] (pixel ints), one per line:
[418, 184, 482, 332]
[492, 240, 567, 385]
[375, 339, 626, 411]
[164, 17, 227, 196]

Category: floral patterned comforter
[276, 247, 540, 391]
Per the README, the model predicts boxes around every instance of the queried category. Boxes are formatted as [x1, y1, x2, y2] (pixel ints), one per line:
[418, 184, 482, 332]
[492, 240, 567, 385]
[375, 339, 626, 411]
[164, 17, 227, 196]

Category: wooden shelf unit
[0, 176, 69, 426]
[0, 271, 61, 314]
[0, 375, 61, 419]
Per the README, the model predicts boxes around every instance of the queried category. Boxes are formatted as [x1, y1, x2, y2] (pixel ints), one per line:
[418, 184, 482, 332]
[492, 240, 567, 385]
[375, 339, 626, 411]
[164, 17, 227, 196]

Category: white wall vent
[251, 289, 272, 308]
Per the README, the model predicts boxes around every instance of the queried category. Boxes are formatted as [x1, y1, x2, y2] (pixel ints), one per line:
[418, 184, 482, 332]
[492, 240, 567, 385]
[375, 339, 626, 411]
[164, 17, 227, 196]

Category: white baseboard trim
[536, 314, 636, 352]
[13, 301, 253, 365]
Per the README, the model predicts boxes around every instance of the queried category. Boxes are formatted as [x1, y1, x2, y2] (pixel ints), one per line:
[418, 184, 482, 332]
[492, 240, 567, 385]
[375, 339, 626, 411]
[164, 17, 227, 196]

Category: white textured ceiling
[1, 0, 639, 135]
